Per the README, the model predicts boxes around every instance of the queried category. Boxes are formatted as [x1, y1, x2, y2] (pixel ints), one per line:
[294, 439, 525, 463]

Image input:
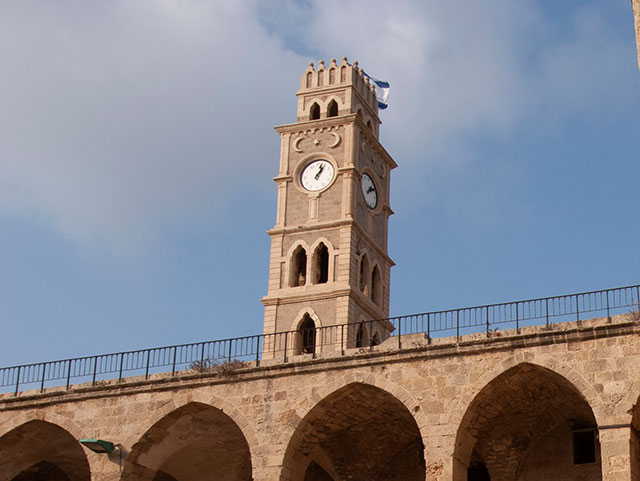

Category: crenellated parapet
[296, 57, 380, 135]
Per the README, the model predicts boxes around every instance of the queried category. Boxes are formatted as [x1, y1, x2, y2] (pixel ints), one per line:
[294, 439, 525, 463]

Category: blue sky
[1, 0, 639, 367]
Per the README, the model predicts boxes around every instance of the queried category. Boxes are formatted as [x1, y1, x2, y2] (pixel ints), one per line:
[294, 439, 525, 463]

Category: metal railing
[1, 283, 639, 395]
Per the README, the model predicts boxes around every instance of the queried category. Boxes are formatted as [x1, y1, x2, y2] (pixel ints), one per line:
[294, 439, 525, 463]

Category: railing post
[341, 325, 345, 355]
[427, 313, 431, 344]
[14, 366, 21, 396]
[398, 317, 402, 349]
[636, 286, 640, 312]
[227, 339, 233, 362]
[92, 357, 98, 386]
[118, 353, 125, 382]
[255, 336, 261, 366]
[40, 363, 46, 393]
[485, 307, 490, 337]
[456, 311, 459, 341]
[66, 360, 73, 391]
[171, 347, 177, 376]
[606, 291, 611, 321]
[283, 332, 288, 362]
[576, 295, 580, 322]
[546, 298, 550, 327]
[516, 303, 519, 333]
[145, 350, 151, 380]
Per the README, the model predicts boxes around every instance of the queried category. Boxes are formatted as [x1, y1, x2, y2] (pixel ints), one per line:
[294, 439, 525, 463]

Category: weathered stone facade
[2, 314, 640, 481]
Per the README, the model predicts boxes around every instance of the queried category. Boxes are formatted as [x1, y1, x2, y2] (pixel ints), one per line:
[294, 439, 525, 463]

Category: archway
[122, 402, 252, 481]
[0, 420, 90, 481]
[281, 382, 425, 481]
[454, 363, 602, 481]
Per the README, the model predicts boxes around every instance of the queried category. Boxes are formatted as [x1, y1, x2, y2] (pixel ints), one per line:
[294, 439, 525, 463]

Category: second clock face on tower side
[300, 159, 335, 192]
[361, 172, 378, 209]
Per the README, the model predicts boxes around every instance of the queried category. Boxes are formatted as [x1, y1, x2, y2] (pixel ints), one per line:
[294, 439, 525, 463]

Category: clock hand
[367, 186, 375, 193]
[315, 164, 325, 180]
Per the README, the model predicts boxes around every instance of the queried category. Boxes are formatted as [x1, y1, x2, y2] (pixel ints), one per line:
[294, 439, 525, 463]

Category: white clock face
[300, 159, 335, 192]
[361, 173, 378, 209]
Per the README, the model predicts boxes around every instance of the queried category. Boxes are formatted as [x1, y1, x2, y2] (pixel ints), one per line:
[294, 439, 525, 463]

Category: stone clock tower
[261, 58, 396, 357]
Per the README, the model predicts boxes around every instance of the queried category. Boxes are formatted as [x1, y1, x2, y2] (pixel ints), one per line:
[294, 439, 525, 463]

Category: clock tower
[261, 58, 396, 358]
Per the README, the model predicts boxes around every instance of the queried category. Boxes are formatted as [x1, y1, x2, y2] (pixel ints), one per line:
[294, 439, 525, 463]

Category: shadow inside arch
[454, 362, 602, 481]
[121, 401, 252, 481]
[0, 420, 90, 481]
[280, 382, 425, 481]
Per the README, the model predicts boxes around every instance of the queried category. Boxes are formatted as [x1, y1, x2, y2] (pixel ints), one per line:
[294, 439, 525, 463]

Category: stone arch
[121, 401, 252, 481]
[358, 251, 370, 296]
[280, 381, 426, 481]
[309, 102, 320, 120]
[0, 420, 90, 481]
[370, 262, 382, 305]
[287, 241, 310, 287]
[310, 238, 333, 285]
[453, 362, 602, 481]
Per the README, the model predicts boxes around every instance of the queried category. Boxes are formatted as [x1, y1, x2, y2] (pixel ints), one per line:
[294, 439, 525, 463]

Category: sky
[1, 0, 639, 368]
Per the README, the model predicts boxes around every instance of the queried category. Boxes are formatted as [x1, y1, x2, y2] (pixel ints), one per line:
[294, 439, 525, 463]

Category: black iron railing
[1, 284, 639, 395]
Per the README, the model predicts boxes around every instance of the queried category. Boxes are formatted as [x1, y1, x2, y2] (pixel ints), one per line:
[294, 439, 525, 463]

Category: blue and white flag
[363, 71, 390, 110]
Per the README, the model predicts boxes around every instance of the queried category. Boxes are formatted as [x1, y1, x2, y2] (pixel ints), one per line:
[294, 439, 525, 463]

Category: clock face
[300, 159, 335, 192]
[361, 173, 378, 209]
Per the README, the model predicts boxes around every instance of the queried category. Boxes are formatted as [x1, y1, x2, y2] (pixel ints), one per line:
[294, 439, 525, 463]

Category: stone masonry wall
[2, 315, 640, 481]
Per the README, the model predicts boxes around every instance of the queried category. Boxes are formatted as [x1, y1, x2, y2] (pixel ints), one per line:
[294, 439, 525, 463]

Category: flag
[363, 71, 390, 110]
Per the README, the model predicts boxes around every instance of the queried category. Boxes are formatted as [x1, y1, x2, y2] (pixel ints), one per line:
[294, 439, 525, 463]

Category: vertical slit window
[327, 100, 338, 117]
[299, 315, 316, 354]
[359, 254, 369, 296]
[314, 244, 329, 284]
[356, 323, 365, 348]
[310, 103, 320, 120]
[291, 246, 307, 287]
[371, 265, 381, 304]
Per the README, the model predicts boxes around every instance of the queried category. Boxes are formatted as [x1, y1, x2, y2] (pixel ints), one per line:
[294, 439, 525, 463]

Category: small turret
[296, 57, 380, 135]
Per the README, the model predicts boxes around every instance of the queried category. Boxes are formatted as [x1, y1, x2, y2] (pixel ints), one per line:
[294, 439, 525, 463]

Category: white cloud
[0, 0, 634, 253]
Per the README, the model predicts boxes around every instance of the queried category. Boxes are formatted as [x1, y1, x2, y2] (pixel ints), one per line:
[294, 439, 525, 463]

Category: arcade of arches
[2, 316, 640, 481]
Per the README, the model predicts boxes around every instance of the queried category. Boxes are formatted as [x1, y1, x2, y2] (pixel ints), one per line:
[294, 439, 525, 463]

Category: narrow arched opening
[306, 71, 313, 88]
[291, 245, 307, 287]
[298, 314, 316, 355]
[281, 383, 425, 481]
[328, 68, 336, 85]
[313, 243, 329, 284]
[355, 323, 365, 348]
[454, 363, 602, 481]
[327, 100, 338, 117]
[359, 254, 369, 296]
[310, 103, 320, 120]
[371, 265, 381, 304]
[366, 120, 373, 131]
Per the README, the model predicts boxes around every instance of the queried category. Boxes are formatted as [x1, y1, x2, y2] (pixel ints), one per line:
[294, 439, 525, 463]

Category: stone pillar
[600, 426, 633, 481]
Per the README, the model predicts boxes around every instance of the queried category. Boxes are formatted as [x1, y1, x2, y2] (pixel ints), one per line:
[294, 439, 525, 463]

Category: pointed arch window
[310, 103, 320, 120]
[314, 243, 329, 284]
[306, 71, 313, 88]
[359, 253, 370, 295]
[291, 245, 307, 287]
[356, 323, 365, 348]
[327, 100, 338, 117]
[371, 265, 381, 304]
[299, 314, 316, 354]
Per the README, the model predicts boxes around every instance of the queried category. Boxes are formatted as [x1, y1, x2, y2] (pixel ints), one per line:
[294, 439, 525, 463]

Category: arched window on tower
[329, 68, 336, 84]
[291, 246, 307, 287]
[356, 323, 365, 348]
[299, 314, 316, 354]
[367, 120, 373, 131]
[371, 265, 381, 304]
[310, 103, 320, 120]
[306, 71, 313, 88]
[359, 253, 369, 296]
[314, 243, 329, 284]
[327, 100, 338, 117]
[340, 65, 347, 82]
